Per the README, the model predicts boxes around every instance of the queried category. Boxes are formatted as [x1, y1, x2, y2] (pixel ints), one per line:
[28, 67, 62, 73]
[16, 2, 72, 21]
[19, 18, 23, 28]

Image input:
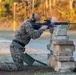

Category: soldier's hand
[40, 25, 48, 31]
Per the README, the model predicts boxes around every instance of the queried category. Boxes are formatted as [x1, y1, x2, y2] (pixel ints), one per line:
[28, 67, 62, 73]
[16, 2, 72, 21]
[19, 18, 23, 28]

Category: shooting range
[0, 0, 76, 75]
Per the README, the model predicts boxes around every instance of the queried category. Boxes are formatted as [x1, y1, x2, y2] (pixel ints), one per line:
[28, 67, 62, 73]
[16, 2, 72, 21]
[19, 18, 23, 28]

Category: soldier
[2, 13, 48, 71]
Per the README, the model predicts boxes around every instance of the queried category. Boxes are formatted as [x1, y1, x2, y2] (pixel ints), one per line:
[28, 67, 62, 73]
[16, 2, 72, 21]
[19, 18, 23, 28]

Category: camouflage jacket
[13, 20, 44, 45]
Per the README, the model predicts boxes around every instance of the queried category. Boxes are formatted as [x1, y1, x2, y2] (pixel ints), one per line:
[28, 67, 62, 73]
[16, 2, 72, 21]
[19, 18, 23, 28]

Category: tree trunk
[28, 0, 32, 9]
[46, 0, 48, 9]
[52, 0, 55, 7]
[69, 0, 74, 9]
[32, 0, 34, 12]
[49, 0, 52, 15]
[49, 0, 52, 10]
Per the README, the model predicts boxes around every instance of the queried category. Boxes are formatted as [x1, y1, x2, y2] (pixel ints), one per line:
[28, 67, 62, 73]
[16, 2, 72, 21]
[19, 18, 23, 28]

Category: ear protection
[31, 13, 36, 22]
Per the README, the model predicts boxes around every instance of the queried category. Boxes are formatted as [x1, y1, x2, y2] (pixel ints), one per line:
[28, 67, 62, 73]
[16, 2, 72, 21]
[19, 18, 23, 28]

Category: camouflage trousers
[0, 62, 17, 71]
[0, 41, 25, 71]
[9, 41, 25, 71]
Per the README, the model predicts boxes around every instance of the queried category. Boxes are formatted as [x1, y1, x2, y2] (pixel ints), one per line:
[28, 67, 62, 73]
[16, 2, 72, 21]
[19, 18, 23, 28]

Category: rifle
[31, 20, 76, 30]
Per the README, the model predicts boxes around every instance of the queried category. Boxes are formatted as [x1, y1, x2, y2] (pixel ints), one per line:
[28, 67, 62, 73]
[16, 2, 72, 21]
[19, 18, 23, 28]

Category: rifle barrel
[31, 22, 76, 30]
[54, 22, 76, 25]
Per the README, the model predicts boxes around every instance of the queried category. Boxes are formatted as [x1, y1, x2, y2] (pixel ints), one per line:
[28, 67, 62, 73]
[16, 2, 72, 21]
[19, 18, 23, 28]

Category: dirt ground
[0, 40, 54, 75]
[0, 66, 76, 75]
[0, 66, 54, 75]
[0, 31, 76, 75]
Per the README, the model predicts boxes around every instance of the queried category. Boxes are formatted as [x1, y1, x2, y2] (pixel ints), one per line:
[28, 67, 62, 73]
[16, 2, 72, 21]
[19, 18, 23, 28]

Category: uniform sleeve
[25, 21, 44, 39]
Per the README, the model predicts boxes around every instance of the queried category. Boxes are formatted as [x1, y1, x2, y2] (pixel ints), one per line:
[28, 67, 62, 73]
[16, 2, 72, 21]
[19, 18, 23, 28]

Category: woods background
[0, 0, 76, 31]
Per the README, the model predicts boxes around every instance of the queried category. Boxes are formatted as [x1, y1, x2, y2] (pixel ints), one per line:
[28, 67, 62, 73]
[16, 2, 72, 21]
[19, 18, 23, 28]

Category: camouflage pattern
[9, 20, 44, 71]
[0, 62, 17, 71]
[10, 41, 25, 71]
[13, 20, 43, 45]
[0, 42, 24, 71]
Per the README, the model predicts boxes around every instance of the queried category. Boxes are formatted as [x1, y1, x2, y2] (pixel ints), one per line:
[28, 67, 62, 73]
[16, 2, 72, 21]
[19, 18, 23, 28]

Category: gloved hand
[40, 25, 48, 31]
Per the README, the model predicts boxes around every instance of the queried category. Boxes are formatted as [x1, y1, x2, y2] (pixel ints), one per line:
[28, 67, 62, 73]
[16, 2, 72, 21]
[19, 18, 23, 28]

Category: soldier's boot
[73, 68, 76, 72]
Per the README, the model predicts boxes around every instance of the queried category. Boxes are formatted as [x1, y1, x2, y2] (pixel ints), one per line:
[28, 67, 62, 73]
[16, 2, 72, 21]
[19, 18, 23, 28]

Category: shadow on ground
[0, 66, 54, 75]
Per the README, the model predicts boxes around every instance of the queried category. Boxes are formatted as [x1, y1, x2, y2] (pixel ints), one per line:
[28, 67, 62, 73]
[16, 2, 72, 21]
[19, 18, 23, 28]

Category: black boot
[73, 68, 76, 72]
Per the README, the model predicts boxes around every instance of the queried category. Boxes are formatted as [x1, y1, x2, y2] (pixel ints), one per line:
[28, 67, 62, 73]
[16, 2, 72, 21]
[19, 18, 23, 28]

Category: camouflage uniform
[9, 20, 44, 71]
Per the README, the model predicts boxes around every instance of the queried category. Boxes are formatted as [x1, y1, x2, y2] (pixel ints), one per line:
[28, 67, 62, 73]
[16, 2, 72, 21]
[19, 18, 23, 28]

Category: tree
[69, 0, 74, 9]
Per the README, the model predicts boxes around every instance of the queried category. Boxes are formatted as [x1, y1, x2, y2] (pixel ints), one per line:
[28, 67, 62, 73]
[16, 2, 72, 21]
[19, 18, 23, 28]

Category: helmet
[29, 13, 41, 22]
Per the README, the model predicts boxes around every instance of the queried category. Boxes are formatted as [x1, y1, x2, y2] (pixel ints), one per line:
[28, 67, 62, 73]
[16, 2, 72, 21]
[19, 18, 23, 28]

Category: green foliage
[0, 0, 76, 30]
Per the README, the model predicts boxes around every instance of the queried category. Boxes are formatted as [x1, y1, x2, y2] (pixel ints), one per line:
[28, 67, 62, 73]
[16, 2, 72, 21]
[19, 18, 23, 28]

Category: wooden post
[0, 0, 1, 17]
[32, 0, 34, 12]
[13, 2, 17, 31]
